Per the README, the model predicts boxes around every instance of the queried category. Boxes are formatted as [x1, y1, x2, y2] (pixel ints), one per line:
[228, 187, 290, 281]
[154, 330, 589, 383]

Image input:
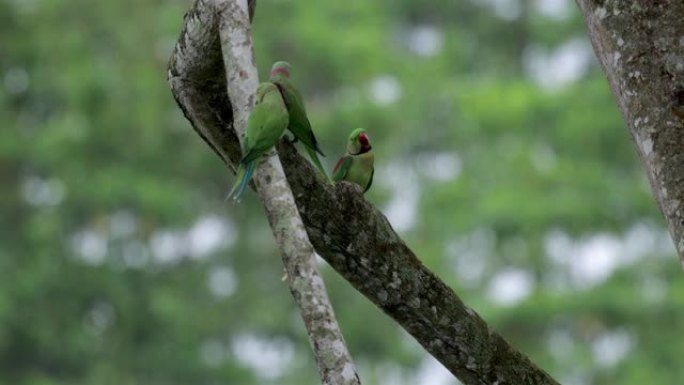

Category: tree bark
[576, 0, 684, 266]
[171, 1, 361, 384]
[168, 0, 560, 383]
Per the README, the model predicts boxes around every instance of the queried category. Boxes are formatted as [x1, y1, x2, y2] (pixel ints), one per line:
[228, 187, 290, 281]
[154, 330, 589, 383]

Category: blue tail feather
[231, 161, 256, 202]
[225, 164, 245, 202]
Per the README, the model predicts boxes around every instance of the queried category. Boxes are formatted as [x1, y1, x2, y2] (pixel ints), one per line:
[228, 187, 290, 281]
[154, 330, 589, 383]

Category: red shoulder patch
[333, 156, 347, 173]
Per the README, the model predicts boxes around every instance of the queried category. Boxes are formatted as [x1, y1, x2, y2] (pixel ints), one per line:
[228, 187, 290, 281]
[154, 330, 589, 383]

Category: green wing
[364, 168, 374, 192]
[271, 77, 325, 156]
[242, 88, 289, 164]
[269, 75, 329, 180]
[332, 155, 353, 182]
[227, 85, 288, 202]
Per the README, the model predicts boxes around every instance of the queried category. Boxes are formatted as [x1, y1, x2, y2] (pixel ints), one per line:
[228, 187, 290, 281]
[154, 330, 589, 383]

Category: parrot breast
[346, 151, 374, 190]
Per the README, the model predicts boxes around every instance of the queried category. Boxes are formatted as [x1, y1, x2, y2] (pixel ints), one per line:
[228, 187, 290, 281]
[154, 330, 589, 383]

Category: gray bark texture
[171, 1, 361, 384]
[168, 0, 559, 384]
[576, 0, 684, 266]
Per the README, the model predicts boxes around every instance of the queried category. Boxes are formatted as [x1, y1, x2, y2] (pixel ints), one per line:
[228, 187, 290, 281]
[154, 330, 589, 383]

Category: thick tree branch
[168, 0, 360, 385]
[279, 143, 558, 385]
[211, 0, 360, 384]
[168, 0, 559, 383]
[576, 0, 684, 266]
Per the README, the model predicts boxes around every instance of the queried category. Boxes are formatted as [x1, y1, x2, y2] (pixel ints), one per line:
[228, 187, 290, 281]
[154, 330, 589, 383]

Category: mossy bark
[171, 1, 360, 384]
[577, 0, 684, 266]
[168, 0, 559, 383]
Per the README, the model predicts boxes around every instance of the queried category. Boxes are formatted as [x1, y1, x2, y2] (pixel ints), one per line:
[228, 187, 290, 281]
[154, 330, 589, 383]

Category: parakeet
[227, 82, 289, 201]
[332, 128, 374, 193]
[269, 61, 329, 180]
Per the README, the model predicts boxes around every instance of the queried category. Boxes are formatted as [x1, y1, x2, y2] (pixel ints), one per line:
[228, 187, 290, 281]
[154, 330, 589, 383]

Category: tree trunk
[576, 0, 684, 266]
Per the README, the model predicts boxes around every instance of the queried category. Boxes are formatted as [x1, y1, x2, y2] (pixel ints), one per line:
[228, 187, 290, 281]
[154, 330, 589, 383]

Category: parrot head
[347, 128, 372, 155]
[270, 61, 291, 79]
[255, 82, 278, 103]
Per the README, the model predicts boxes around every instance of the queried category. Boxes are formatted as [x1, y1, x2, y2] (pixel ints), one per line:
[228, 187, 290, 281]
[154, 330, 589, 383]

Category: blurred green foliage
[2, 0, 682, 384]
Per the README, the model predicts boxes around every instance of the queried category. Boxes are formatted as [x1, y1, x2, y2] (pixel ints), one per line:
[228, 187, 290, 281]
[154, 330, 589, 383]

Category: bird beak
[358, 133, 369, 146]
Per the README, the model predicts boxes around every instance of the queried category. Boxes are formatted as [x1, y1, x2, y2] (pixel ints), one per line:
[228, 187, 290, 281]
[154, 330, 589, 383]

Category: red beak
[271, 67, 290, 78]
[358, 133, 369, 147]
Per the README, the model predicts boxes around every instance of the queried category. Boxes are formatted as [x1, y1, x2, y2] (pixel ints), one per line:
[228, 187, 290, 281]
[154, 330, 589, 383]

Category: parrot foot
[286, 134, 299, 144]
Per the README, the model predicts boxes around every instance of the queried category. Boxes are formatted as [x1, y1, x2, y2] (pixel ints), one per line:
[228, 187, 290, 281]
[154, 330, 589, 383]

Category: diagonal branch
[210, 0, 360, 384]
[575, 0, 684, 267]
[168, 0, 360, 385]
[168, 1, 559, 384]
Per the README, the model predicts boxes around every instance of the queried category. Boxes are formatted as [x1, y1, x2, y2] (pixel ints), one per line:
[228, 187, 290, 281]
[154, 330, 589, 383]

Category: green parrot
[269, 61, 329, 180]
[332, 128, 374, 193]
[227, 82, 289, 201]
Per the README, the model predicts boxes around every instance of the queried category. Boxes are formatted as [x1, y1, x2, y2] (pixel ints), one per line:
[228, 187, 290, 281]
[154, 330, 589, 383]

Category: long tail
[226, 161, 257, 202]
[305, 146, 330, 182]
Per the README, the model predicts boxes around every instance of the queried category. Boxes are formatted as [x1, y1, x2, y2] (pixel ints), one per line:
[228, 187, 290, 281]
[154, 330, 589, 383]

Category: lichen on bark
[576, 0, 684, 266]
[168, 0, 560, 383]
[175, 0, 361, 384]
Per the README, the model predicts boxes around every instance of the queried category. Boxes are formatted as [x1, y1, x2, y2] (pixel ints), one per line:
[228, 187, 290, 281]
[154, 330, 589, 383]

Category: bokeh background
[2, 0, 683, 384]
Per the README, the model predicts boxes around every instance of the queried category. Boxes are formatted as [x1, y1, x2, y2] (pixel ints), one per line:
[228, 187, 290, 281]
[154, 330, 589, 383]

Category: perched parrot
[269, 61, 329, 180]
[227, 82, 289, 201]
[332, 128, 374, 193]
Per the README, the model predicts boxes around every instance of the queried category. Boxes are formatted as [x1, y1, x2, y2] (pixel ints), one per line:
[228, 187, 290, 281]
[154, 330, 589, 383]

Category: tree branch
[188, 0, 361, 384]
[168, 0, 360, 385]
[576, 0, 684, 266]
[168, 0, 559, 383]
